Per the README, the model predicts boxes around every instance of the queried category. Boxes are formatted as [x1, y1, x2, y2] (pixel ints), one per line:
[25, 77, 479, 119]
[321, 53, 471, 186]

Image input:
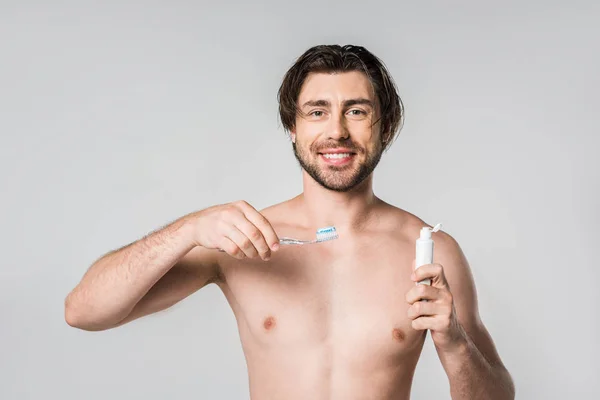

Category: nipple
[263, 316, 276, 331]
[392, 328, 405, 342]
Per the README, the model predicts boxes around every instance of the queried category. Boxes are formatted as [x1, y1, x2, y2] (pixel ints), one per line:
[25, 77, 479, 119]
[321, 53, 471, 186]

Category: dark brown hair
[277, 44, 404, 152]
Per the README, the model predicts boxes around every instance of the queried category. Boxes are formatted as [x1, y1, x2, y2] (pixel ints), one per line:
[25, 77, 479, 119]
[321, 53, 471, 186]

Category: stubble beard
[292, 140, 384, 192]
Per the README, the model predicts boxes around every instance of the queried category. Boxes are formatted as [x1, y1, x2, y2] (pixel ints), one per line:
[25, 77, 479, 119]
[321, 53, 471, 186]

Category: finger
[231, 214, 272, 260]
[412, 263, 447, 288]
[405, 283, 442, 304]
[225, 224, 260, 259]
[409, 259, 432, 285]
[407, 300, 443, 320]
[219, 237, 246, 260]
[411, 316, 438, 331]
[413, 315, 452, 331]
[236, 201, 280, 251]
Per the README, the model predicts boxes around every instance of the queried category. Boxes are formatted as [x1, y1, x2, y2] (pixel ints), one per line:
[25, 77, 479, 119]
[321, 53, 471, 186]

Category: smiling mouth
[317, 152, 356, 165]
[319, 152, 355, 159]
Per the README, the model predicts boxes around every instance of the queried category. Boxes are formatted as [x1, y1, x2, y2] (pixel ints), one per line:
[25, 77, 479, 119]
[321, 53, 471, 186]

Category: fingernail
[272, 243, 279, 251]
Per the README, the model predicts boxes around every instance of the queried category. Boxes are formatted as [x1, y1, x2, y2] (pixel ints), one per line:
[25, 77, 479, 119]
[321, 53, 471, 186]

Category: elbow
[64, 305, 90, 330]
[498, 366, 516, 400]
[64, 294, 117, 332]
[64, 308, 86, 330]
[64, 296, 94, 330]
[507, 376, 516, 400]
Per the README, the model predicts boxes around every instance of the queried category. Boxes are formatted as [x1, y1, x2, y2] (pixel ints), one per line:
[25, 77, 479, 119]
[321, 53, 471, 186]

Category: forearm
[65, 215, 197, 330]
[439, 337, 515, 400]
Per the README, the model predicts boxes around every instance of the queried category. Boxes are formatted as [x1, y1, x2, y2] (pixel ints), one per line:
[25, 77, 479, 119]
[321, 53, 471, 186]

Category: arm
[436, 232, 514, 399]
[64, 215, 219, 331]
[407, 232, 515, 399]
[65, 200, 280, 332]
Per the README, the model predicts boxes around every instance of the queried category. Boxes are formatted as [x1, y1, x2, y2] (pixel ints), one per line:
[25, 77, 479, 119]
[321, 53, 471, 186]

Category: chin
[318, 173, 368, 192]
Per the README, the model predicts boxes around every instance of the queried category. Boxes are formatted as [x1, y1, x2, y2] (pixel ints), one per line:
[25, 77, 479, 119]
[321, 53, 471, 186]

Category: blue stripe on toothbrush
[317, 227, 336, 234]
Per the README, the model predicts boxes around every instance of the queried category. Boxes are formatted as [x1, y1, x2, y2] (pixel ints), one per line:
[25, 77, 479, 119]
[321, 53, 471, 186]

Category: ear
[290, 131, 296, 143]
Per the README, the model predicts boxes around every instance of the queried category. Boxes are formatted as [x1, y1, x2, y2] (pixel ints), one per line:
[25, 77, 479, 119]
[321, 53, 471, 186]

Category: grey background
[1, 1, 598, 399]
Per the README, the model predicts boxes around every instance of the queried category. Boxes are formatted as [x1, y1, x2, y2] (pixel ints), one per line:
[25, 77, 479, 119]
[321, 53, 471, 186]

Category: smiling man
[65, 44, 515, 399]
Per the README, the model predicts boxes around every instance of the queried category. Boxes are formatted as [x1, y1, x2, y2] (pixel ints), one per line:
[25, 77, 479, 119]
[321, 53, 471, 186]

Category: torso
[214, 199, 429, 400]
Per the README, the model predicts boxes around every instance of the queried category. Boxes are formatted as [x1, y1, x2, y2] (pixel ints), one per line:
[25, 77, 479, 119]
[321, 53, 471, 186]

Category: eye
[309, 110, 324, 117]
[348, 109, 366, 116]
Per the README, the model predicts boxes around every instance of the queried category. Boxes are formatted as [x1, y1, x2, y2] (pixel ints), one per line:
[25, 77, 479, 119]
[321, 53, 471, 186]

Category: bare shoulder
[379, 201, 469, 278]
[382, 201, 480, 318]
[382, 202, 463, 257]
[374, 200, 432, 239]
[257, 198, 297, 223]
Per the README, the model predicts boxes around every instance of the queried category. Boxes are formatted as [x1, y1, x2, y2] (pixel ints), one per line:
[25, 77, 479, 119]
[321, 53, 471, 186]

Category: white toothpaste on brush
[415, 223, 442, 285]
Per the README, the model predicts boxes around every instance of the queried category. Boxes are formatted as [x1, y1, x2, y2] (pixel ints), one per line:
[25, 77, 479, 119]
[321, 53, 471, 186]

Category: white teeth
[323, 153, 351, 159]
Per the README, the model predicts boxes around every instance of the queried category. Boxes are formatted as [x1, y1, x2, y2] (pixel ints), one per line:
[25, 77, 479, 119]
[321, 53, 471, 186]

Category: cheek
[358, 136, 380, 154]
[294, 138, 316, 156]
[295, 132, 322, 151]
[353, 121, 379, 140]
[305, 125, 325, 139]
[368, 126, 383, 143]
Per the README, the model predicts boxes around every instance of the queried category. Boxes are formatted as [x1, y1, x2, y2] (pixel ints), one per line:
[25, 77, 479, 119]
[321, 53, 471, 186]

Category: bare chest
[217, 242, 426, 367]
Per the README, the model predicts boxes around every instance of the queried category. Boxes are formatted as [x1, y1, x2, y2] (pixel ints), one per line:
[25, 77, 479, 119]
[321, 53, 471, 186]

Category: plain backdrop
[1, 1, 598, 399]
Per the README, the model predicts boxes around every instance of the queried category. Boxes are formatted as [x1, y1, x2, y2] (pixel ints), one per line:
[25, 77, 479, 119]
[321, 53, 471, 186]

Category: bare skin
[218, 197, 429, 400]
[65, 70, 514, 399]
[212, 196, 511, 400]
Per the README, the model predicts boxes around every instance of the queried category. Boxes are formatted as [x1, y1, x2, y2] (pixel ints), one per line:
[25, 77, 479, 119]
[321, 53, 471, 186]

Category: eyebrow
[301, 98, 375, 109]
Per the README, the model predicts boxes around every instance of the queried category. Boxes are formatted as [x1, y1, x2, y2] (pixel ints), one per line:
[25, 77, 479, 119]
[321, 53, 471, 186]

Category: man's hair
[277, 44, 404, 152]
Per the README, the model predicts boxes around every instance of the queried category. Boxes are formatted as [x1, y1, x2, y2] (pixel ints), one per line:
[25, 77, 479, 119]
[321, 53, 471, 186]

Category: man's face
[292, 71, 384, 192]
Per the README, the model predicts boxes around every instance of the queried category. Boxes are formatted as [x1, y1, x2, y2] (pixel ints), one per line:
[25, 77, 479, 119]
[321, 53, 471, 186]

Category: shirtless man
[65, 44, 515, 399]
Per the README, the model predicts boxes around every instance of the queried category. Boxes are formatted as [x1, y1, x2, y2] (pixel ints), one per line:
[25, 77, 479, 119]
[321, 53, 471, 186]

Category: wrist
[181, 211, 204, 248]
[450, 335, 471, 355]
[438, 330, 471, 357]
[436, 333, 472, 376]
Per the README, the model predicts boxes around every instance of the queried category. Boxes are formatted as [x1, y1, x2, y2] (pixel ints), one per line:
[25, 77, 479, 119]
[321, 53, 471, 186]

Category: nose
[327, 112, 349, 140]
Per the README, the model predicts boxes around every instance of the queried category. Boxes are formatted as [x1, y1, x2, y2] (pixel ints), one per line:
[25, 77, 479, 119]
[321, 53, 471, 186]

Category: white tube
[415, 223, 442, 285]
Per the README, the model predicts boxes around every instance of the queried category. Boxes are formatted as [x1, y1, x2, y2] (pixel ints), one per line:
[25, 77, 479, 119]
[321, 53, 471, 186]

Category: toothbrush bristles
[315, 226, 339, 242]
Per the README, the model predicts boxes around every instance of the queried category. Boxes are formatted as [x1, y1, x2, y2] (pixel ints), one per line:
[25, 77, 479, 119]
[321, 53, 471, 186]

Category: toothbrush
[218, 226, 338, 252]
[278, 226, 339, 245]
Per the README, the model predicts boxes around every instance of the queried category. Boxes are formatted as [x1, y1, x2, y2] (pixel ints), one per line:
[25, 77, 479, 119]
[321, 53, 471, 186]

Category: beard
[292, 139, 383, 192]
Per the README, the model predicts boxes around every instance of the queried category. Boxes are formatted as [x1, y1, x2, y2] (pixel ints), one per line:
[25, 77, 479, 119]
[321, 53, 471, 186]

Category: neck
[294, 171, 380, 232]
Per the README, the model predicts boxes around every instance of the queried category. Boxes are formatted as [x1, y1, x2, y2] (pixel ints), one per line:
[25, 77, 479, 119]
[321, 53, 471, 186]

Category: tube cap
[419, 223, 443, 240]
[419, 227, 432, 240]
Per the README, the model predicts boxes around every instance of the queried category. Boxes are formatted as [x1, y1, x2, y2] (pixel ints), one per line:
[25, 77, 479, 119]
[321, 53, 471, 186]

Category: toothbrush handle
[278, 237, 310, 245]
[217, 237, 308, 252]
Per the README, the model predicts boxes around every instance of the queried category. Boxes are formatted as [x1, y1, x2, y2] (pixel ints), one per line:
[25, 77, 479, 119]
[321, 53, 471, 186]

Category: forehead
[298, 71, 374, 103]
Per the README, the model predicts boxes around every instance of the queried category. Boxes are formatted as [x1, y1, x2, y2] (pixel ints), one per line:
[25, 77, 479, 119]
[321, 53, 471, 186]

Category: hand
[191, 200, 280, 261]
[406, 263, 468, 352]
